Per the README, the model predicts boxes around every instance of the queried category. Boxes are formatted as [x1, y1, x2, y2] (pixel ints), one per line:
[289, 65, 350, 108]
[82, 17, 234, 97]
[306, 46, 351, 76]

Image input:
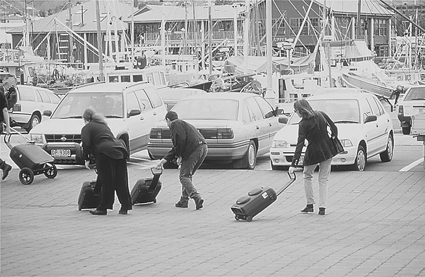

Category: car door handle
[269, 123, 272, 126]
[256, 126, 259, 129]
[140, 117, 144, 120]
[153, 112, 157, 116]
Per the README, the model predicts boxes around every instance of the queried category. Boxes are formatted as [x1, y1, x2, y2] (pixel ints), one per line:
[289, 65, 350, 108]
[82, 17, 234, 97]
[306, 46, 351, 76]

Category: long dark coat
[291, 111, 339, 166]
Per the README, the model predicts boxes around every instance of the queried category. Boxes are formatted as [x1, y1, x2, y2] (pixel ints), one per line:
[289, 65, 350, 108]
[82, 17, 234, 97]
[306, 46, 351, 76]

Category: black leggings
[96, 153, 132, 211]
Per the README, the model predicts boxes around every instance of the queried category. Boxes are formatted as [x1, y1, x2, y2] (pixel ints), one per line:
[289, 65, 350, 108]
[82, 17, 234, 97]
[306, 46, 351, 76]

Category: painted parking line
[399, 157, 424, 172]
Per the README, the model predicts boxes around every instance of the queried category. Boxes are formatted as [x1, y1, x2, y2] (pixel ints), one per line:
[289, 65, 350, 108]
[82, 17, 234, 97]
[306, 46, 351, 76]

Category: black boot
[1, 161, 12, 181]
[318, 207, 326, 215]
[300, 204, 313, 213]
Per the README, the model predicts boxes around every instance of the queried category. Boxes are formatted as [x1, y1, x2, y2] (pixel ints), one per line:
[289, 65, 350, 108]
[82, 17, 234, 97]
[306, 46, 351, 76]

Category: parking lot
[1, 129, 425, 276]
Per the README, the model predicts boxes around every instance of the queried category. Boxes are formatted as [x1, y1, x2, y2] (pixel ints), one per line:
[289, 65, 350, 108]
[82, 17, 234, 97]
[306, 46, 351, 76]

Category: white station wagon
[29, 82, 167, 165]
[270, 91, 394, 171]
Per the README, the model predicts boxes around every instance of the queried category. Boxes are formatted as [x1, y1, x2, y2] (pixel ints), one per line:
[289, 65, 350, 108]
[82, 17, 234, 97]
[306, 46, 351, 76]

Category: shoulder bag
[323, 114, 344, 154]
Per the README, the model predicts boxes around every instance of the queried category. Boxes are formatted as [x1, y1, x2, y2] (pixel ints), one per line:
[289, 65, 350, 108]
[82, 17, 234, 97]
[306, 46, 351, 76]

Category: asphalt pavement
[1, 154, 425, 276]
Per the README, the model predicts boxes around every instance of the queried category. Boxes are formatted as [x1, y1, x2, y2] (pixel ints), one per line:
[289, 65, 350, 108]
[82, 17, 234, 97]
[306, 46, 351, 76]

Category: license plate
[51, 149, 71, 158]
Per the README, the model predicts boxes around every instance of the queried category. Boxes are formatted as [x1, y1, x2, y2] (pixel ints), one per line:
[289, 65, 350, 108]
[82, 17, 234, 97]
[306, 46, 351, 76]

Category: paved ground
[1, 162, 425, 276]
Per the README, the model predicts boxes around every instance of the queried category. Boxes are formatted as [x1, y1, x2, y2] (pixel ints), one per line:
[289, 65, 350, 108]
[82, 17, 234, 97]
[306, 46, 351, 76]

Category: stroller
[3, 125, 57, 185]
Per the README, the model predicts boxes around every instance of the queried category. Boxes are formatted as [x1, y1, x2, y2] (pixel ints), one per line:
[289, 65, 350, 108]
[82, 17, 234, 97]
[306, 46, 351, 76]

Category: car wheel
[380, 134, 394, 162]
[233, 140, 257, 169]
[26, 114, 41, 132]
[402, 126, 411, 135]
[352, 145, 366, 171]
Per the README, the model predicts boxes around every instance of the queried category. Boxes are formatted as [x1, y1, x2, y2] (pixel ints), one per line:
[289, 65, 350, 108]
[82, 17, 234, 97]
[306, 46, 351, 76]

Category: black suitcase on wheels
[131, 168, 162, 205]
[78, 180, 101, 210]
[231, 172, 296, 221]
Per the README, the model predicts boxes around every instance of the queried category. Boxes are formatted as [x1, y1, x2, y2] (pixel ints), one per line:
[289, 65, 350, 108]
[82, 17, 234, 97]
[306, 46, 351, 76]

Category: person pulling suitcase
[155, 111, 207, 210]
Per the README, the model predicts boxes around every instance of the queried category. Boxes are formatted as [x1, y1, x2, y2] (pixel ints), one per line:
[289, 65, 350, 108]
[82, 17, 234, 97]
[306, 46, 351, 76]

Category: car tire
[380, 134, 394, 162]
[402, 126, 411, 135]
[352, 145, 366, 171]
[233, 140, 257, 169]
[26, 114, 41, 132]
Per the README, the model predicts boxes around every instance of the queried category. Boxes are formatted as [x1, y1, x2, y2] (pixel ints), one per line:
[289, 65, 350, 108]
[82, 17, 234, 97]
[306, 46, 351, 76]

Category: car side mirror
[43, 110, 52, 117]
[364, 114, 377, 123]
[128, 109, 141, 117]
[278, 115, 288, 124]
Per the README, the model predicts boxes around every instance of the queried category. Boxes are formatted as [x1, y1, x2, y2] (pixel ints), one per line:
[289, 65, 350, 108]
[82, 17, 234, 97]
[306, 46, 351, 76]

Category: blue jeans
[303, 158, 332, 208]
[179, 144, 208, 202]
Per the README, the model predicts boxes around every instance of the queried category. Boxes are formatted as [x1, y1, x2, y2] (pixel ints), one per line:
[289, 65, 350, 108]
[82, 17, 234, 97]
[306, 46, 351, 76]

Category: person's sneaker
[175, 201, 188, 208]
[2, 164, 12, 180]
[318, 208, 326, 215]
[300, 204, 313, 213]
[194, 198, 204, 210]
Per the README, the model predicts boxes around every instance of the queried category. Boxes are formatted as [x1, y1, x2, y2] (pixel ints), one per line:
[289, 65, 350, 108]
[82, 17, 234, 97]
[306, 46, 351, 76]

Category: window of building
[272, 19, 285, 36]
[374, 19, 387, 36]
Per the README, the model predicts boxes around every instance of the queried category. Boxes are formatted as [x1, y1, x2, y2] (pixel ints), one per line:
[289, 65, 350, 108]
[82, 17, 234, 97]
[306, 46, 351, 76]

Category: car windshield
[287, 99, 360, 124]
[172, 99, 239, 120]
[52, 92, 123, 119]
[404, 87, 425, 101]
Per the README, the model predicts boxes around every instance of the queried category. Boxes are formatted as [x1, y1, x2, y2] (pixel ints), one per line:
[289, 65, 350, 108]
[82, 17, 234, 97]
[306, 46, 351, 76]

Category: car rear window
[404, 87, 425, 101]
[17, 86, 35, 101]
[288, 99, 360, 124]
[173, 99, 239, 120]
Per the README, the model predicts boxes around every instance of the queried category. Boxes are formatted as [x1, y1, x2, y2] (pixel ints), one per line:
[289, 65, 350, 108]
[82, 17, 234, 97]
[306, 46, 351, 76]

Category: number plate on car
[51, 149, 71, 157]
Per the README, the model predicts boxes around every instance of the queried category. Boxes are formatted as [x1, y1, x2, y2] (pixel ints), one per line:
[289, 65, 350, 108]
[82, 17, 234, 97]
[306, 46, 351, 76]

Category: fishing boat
[341, 72, 395, 99]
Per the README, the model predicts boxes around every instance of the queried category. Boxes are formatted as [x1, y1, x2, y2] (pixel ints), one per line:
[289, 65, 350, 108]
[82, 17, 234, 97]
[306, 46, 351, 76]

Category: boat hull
[341, 73, 394, 98]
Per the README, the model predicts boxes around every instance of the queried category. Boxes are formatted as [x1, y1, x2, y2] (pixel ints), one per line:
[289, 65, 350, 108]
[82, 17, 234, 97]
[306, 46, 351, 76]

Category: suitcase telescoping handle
[2, 124, 34, 150]
[276, 172, 296, 196]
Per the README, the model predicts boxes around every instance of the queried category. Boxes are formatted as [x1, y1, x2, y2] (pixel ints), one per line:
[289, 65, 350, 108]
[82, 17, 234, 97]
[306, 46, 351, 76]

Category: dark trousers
[96, 153, 132, 211]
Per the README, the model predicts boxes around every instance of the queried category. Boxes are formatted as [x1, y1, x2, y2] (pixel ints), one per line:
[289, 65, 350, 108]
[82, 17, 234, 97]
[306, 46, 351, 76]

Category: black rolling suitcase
[231, 172, 296, 222]
[78, 177, 101, 210]
[4, 126, 57, 185]
[131, 167, 162, 205]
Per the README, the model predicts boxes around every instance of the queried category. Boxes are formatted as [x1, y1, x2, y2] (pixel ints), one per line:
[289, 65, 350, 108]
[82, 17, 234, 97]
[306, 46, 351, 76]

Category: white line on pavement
[399, 157, 424, 172]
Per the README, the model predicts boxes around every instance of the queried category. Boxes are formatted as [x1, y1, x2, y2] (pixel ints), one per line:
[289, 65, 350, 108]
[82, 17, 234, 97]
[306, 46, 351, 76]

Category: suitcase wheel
[19, 168, 34, 185]
[44, 164, 58, 179]
[246, 216, 253, 222]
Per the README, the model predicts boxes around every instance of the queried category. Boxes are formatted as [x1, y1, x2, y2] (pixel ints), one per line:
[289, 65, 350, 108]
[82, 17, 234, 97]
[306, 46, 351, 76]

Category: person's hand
[176, 156, 182, 166]
[84, 160, 91, 170]
[4, 126, 10, 135]
[288, 166, 295, 174]
[155, 159, 166, 170]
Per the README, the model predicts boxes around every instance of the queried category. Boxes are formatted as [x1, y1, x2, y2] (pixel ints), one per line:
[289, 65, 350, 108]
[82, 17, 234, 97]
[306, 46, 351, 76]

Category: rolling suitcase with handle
[131, 167, 162, 205]
[231, 172, 296, 222]
[78, 180, 100, 210]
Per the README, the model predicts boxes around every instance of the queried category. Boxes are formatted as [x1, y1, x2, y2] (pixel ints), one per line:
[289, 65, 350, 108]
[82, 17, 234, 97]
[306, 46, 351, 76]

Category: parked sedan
[148, 92, 281, 169]
[29, 82, 167, 165]
[270, 91, 394, 171]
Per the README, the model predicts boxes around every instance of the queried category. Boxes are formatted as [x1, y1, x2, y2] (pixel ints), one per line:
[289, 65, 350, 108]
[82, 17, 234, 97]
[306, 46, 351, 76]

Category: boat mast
[95, 0, 104, 81]
[356, 0, 362, 39]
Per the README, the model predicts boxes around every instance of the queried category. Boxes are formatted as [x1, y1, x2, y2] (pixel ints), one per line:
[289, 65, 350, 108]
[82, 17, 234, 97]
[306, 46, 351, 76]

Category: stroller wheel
[19, 168, 34, 185]
[44, 164, 58, 179]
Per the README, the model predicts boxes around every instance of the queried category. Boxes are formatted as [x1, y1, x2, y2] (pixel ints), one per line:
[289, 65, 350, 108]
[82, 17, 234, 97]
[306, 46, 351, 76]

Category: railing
[144, 30, 237, 46]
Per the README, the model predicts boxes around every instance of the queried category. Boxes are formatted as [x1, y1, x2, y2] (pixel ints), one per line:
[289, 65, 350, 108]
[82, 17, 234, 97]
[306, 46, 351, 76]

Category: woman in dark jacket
[81, 108, 132, 215]
[288, 99, 339, 215]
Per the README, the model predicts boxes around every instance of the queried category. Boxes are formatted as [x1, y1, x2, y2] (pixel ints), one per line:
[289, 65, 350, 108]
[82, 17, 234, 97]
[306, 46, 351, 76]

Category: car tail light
[12, 103, 21, 112]
[398, 105, 404, 115]
[150, 128, 162, 139]
[217, 128, 233, 139]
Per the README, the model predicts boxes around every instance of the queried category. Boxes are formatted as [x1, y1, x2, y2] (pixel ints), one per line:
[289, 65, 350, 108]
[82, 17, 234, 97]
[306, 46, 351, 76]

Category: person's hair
[165, 111, 178, 121]
[83, 108, 107, 125]
[294, 99, 315, 119]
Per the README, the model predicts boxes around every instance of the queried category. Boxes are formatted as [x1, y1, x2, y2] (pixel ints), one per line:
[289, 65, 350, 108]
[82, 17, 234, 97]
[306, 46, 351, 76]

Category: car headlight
[30, 133, 45, 144]
[272, 140, 289, 148]
[340, 139, 353, 147]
